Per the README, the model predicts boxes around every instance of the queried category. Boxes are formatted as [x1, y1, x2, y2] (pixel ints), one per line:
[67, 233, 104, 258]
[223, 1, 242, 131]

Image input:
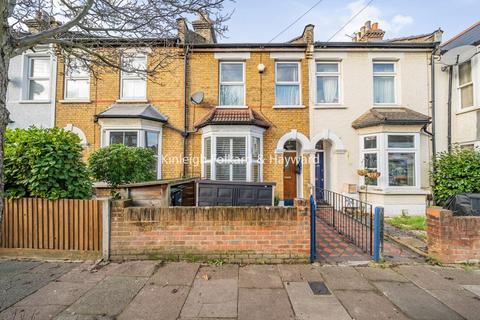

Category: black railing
[316, 189, 374, 255]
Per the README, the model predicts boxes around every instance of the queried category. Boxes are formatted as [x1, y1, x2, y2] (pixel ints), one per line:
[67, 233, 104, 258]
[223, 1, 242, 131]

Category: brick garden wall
[427, 208, 480, 263]
[110, 199, 311, 263]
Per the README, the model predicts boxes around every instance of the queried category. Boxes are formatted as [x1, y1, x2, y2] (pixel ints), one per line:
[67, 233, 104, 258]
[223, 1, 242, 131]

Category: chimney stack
[353, 20, 385, 42]
[192, 12, 217, 44]
[25, 10, 60, 33]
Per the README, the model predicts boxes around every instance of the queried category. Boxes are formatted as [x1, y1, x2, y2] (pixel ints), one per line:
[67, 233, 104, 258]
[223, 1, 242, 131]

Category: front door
[283, 151, 297, 206]
[315, 151, 325, 200]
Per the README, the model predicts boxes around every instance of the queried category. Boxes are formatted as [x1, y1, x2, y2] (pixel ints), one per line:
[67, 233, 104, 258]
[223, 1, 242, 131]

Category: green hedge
[5, 128, 92, 199]
[432, 147, 480, 205]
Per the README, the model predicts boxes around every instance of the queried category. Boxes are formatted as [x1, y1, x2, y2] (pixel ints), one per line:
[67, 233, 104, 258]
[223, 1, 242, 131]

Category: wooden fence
[1, 198, 102, 253]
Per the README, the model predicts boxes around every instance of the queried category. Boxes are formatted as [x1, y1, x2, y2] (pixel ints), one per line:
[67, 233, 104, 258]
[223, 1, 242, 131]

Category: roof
[442, 21, 480, 51]
[314, 42, 436, 49]
[352, 107, 431, 129]
[96, 104, 168, 123]
[194, 108, 271, 129]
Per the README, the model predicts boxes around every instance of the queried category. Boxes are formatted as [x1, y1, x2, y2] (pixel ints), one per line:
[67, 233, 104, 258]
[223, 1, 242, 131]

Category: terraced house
[53, 16, 442, 213]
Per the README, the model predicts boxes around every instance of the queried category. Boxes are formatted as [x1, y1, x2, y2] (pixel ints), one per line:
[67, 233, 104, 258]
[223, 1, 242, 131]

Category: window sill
[456, 105, 480, 115]
[18, 100, 51, 104]
[314, 104, 346, 109]
[215, 105, 249, 109]
[372, 103, 399, 107]
[359, 188, 429, 195]
[59, 99, 92, 104]
[116, 99, 149, 104]
[272, 105, 306, 109]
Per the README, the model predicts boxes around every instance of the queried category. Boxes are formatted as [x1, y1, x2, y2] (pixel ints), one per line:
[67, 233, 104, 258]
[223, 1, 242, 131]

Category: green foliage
[432, 147, 480, 205]
[5, 128, 92, 199]
[385, 215, 426, 231]
[88, 144, 156, 192]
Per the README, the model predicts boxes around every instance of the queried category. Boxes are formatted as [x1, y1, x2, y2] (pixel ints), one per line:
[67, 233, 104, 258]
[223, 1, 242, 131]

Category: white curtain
[276, 85, 299, 105]
[220, 85, 244, 105]
[317, 76, 338, 103]
[374, 76, 394, 103]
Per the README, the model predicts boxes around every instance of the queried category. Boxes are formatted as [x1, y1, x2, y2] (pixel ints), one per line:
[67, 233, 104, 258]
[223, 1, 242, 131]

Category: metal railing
[316, 189, 374, 255]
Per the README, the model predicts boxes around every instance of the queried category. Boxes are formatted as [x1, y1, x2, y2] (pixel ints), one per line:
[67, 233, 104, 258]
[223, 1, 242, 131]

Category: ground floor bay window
[202, 127, 263, 182]
[359, 132, 420, 189]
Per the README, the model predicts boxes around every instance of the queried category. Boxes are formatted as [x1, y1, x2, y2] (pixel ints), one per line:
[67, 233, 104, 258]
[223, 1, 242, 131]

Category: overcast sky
[218, 0, 479, 43]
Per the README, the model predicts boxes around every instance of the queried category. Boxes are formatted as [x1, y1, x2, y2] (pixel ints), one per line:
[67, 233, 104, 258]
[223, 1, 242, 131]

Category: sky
[217, 0, 480, 43]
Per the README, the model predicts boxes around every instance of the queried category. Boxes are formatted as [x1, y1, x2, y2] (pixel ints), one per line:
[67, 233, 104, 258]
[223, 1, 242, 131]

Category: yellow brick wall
[56, 49, 311, 199]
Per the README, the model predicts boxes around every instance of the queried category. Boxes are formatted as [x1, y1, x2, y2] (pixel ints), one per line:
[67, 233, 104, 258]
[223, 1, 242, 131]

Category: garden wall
[110, 199, 311, 263]
[427, 207, 480, 263]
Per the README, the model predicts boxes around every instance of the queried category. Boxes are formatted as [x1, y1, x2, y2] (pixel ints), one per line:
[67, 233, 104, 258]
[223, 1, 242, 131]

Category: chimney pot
[372, 22, 378, 30]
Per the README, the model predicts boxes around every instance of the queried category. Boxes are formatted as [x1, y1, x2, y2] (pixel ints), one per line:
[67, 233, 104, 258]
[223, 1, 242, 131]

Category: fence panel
[1, 198, 102, 252]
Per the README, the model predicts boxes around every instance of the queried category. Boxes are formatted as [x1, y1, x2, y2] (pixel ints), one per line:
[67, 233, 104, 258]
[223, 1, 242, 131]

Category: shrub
[88, 144, 156, 193]
[5, 128, 92, 199]
[431, 147, 480, 205]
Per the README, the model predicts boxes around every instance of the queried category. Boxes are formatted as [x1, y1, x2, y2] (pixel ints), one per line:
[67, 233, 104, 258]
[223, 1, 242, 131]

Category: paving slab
[57, 262, 109, 283]
[355, 267, 409, 283]
[180, 278, 238, 318]
[15, 281, 96, 307]
[104, 261, 159, 277]
[433, 267, 480, 285]
[334, 290, 409, 320]
[427, 288, 480, 320]
[29, 262, 78, 276]
[239, 265, 282, 288]
[395, 265, 459, 290]
[373, 281, 463, 320]
[463, 285, 480, 297]
[0, 260, 41, 279]
[319, 266, 373, 291]
[0, 304, 66, 320]
[277, 264, 323, 282]
[150, 262, 200, 286]
[285, 281, 351, 320]
[118, 284, 189, 320]
[61, 276, 147, 317]
[196, 264, 238, 280]
[238, 288, 294, 320]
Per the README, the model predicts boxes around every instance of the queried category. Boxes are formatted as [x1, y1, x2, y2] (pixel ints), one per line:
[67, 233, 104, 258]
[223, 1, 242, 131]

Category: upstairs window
[373, 62, 396, 104]
[26, 56, 50, 101]
[275, 62, 300, 106]
[64, 58, 90, 100]
[219, 62, 245, 106]
[316, 62, 340, 104]
[458, 60, 474, 109]
[120, 55, 147, 100]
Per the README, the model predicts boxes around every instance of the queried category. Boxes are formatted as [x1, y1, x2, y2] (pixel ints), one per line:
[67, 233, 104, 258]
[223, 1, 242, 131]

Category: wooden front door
[283, 151, 297, 205]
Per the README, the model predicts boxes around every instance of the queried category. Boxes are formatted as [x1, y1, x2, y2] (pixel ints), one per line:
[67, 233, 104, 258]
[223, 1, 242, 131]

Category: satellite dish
[441, 45, 477, 66]
[190, 91, 204, 104]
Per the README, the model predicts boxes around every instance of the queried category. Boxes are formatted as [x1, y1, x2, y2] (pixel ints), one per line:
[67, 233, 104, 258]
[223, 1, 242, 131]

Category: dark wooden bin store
[196, 180, 275, 206]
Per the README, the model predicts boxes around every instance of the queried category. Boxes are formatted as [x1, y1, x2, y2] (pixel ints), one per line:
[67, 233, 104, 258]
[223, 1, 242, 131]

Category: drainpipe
[182, 45, 190, 178]
[431, 49, 437, 160]
[447, 65, 453, 153]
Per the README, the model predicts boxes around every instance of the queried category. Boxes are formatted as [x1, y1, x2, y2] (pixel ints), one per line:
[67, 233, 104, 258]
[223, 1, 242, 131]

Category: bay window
[26, 56, 50, 101]
[120, 55, 147, 100]
[64, 58, 90, 100]
[373, 62, 396, 104]
[316, 62, 340, 104]
[458, 60, 474, 109]
[275, 62, 300, 106]
[361, 135, 378, 186]
[108, 131, 138, 146]
[219, 62, 245, 106]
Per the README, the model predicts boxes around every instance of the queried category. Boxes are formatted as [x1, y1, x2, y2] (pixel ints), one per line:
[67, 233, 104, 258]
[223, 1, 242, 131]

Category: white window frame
[360, 134, 379, 186]
[202, 129, 263, 182]
[315, 61, 341, 105]
[120, 55, 147, 101]
[218, 61, 246, 108]
[24, 55, 51, 102]
[274, 61, 302, 108]
[359, 132, 420, 190]
[456, 60, 475, 111]
[373, 61, 397, 105]
[63, 58, 90, 101]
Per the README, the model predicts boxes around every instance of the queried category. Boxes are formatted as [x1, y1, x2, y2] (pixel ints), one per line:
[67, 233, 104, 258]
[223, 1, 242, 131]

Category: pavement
[1, 260, 480, 319]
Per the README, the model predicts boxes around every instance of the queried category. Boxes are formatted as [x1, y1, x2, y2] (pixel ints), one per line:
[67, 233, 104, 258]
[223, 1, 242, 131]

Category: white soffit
[270, 52, 305, 60]
[214, 52, 251, 60]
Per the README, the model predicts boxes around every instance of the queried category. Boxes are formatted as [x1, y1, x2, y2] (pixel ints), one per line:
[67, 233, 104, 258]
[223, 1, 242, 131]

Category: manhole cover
[308, 281, 331, 295]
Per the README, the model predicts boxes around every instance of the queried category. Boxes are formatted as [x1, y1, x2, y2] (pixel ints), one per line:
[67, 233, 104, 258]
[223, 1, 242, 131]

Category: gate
[314, 189, 383, 259]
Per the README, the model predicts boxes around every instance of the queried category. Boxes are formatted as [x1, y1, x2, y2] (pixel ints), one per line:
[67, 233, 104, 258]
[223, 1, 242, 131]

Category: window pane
[220, 63, 243, 82]
[232, 164, 247, 181]
[122, 79, 146, 99]
[145, 131, 159, 153]
[388, 135, 415, 148]
[232, 137, 246, 158]
[220, 84, 244, 105]
[317, 63, 338, 73]
[123, 56, 147, 72]
[364, 153, 378, 186]
[364, 136, 377, 149]
[461, 84, 474, 108]
[109, 132, 124, 145]
[252, 137, 261, 160]
[30, 58, 50, 77]
[317, 76, 338, 103]
[216, 137, 231, 159]
[65, 79, 89, 99]
[373, 76, 394, 103]
[459, 61, 472, 85]
[204, 137, 211, 160]
[124, 132, 138, 147]
[373, 63, 394, 73]
[205, 163, 211, 179]
[388, 153, 415, 186]
[29, 80, 49, 100]
[252, 163, 260, 182]
[66, 58, 89, 77]
[276, 85, 300, 105]
[277, 63, 299, 82]
[215, 163, 230, 180]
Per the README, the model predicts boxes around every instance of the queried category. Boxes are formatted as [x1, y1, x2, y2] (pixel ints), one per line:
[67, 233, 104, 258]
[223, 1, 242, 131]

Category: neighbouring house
[438, 21, 480, 151]
[309, 21, 442, 215]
